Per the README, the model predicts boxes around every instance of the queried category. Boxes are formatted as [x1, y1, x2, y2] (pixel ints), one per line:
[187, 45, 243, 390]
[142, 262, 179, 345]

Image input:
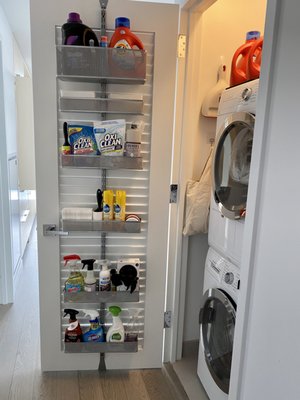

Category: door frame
[0, 40, 14, 305]
[164, 3, 279, 395]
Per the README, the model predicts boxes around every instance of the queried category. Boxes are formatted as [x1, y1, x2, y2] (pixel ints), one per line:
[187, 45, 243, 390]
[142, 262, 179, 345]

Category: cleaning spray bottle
[81, 259, 97, 292]
[107, 305, 125, 342]
[99, 260, 111, 291]
[64, 254, 84, 293]
[64, 309, 83, 342]
[82, 310, 105, 342]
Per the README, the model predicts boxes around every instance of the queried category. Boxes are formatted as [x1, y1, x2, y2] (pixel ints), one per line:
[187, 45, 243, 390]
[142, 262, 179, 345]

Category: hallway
[0, 227, 187, 400]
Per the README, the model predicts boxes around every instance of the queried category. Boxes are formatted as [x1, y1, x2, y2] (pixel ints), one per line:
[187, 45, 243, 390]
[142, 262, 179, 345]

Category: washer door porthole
[213, 112, 255, 219]
[200, 288, 236, 394]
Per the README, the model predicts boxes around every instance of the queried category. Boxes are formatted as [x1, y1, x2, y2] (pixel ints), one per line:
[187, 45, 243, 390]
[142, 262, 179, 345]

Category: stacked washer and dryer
[197, 79, 259, 400]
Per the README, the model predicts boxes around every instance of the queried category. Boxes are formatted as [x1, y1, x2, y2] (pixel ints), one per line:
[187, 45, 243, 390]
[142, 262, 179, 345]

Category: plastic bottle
[82, 310, 105, 342]
[109, 17, 144, 49]
[107, 306, 125, 342]
[64, 309, 83, 342]
[81, 259, 97, 292]
[99, 260, 111, 291]
[62, 12, 99, 47]
[103, 190, 114, 220]
[100, 36, 108, 48]
[248, 37, 263, 81]
[230, 31, 260, 87]
[114, 190, 126, 221]
[64, 254, 84, 293]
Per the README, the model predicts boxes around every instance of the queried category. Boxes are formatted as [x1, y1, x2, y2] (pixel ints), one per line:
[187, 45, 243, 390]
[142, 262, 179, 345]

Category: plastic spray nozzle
[83, 309, 99, 321]
[64, 254, 81, 266]
[81, 259, 96, 271]
[109, 305, 122, 316]
[64, 308, 79, 321]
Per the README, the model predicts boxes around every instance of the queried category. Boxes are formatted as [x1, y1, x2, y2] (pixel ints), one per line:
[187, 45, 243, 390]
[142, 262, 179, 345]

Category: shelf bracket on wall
[98, 301, 107, 372]
[100, 0, 108, 36]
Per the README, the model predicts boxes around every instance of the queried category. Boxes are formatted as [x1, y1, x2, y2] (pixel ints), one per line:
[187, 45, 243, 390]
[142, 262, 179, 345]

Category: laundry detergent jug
[230, 31, 260, 87]
[109, 17, 144, 49]
[248, 37, 263, 81]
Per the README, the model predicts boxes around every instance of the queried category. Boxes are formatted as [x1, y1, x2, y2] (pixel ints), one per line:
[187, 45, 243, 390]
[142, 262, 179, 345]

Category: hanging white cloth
[183, 147, 214, 236]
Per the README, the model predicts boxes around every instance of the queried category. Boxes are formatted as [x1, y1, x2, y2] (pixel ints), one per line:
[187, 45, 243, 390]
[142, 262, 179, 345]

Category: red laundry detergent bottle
[230, 31, 260, 87]
[248, 37, 263, 81]
[109, 17, 144, 49]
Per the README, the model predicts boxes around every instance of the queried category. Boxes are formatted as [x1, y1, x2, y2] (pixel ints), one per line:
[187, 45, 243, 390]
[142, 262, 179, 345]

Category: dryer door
[213, 112, 255, 219]
[199, 288, 236, 394]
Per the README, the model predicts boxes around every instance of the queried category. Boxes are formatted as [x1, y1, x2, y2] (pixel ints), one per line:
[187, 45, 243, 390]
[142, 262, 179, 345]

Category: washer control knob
[242, 87, 252, 101]
[224, 272, 234, 285]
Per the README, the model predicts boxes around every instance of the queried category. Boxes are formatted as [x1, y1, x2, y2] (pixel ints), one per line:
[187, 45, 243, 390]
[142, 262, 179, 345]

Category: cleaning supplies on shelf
[68, 124, 98, 155]
[60, 122, 71, 154]
[125, 123, 142, 157]
[82, 310, 105, 342]
[109, 17, 144, 50]
[125, 309, 142, 342]
[230, 31, 260, 87]
[100, 36, 108, 48]
[202, 61, 228, 118]
[114, 190, 126, 221]
[111, 258, 140, 293]
[103, 190, 114, 220]
[93, 189, 103, 221]
[64, 254, 84, 293]
[106, 306, 125, 342]
[62, 12, 99, 47]
[64, 309, 83, 342]
[81, 259, 97, 292]
[62, 207, 93, 220]
[94, 119, 126, 156]
[99, 260, 111, 291]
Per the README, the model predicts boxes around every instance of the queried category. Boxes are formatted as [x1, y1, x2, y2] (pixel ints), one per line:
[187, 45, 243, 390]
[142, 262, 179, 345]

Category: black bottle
[62, 12, 99, 47]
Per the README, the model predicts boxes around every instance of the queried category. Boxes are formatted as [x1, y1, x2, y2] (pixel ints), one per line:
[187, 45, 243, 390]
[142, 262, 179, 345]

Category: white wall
[182, 0, 266, 342]
[231, 1, 300, 399]
[0, 6, 21, 304]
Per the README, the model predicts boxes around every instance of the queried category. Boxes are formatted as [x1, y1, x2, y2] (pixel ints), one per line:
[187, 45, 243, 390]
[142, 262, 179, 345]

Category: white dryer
[208, 79, 259, 265]
[197, 247, 240, 400]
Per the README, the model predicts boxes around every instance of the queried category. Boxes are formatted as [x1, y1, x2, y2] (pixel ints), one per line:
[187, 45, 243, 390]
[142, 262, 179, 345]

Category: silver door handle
[43, 224, 69, 237]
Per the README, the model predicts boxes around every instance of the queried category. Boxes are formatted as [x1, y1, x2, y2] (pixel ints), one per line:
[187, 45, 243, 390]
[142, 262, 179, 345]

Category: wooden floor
[0, 227, 187, 400]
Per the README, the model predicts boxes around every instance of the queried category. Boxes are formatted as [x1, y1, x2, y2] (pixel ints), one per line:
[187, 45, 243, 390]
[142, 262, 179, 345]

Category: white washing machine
[208, 79, 259, 265]
[197, 247, 240, 400]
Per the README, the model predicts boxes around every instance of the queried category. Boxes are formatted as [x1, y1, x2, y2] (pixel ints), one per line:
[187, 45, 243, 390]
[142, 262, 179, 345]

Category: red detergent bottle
[248, 37, 263, 81]
[230, 31, 260, 86]
[109, 17, 144, 49]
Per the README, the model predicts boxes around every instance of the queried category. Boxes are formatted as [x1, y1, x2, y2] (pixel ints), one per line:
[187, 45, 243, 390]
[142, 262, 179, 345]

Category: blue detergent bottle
[82, 310, 105, 342]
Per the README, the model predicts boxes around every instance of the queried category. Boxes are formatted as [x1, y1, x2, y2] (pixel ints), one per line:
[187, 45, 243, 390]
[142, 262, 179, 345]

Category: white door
[30, 0, 180, 371]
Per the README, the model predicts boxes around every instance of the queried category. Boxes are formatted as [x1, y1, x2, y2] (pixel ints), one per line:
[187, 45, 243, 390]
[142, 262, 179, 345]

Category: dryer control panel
[221, 263, 240, 296]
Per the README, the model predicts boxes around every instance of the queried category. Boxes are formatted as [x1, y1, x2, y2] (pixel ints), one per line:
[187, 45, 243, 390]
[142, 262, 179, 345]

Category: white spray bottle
[107, 305, 124, 342]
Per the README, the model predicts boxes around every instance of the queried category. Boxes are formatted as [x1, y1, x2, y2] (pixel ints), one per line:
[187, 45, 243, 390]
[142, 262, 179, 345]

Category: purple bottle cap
[67, 12, 82, 23]
[246, 31, 260, 41]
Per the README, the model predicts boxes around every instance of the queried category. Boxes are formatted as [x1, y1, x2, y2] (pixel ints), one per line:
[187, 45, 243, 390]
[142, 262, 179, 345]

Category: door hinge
[170, 184, 178, 204]
[164, 311, 172, 328]
[177, 34, 186, 58]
